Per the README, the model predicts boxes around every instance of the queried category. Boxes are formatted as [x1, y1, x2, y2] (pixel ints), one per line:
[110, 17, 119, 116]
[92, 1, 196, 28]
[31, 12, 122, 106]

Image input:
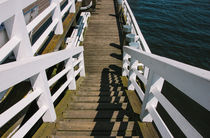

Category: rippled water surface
[127, 0, 210, 70]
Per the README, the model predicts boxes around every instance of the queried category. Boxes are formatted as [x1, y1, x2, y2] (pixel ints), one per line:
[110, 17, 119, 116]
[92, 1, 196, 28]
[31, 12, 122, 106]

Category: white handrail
[0, 0, 88, 137]
[124, 46, 210, 110]
[123, 46, 209, 137]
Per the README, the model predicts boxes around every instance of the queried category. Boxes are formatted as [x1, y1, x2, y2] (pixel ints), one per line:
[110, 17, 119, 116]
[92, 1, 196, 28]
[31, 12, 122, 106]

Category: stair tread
[56, 121, 136, 131]
[52, 136, 139, 138]
[67, 103, 128, 110]
[72, 96, 126, 103]
[63, 110, 132, 119]
[76, 91, 124, 96]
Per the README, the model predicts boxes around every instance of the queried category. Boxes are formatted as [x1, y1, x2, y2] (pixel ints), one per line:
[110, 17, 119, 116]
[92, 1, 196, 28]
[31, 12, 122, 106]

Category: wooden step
[67, 103, 128, 110]
[56, 121, 136, 132]
[76, 91, 124, 96]
[72, 96, 127, 103]
[79, 86, 122, 91]
[63, 110, 132, 121]
[52, 136, 139, 138]
[54, 131, 139, 137]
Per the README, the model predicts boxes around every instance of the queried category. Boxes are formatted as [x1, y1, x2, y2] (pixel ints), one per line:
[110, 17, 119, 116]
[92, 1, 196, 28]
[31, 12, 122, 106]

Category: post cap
[123, 25, 132, 33]
[126, 33, 135, 43]
[117, 0, 123, 4]
[129, 42, 139, 49]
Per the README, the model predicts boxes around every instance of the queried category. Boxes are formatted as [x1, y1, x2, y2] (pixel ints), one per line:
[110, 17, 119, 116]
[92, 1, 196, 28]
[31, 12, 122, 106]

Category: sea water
[127, 0, 210, 71]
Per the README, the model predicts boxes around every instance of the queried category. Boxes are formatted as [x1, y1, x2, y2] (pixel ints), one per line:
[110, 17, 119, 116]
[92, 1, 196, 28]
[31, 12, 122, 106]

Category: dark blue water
[127, 0, 210, 71]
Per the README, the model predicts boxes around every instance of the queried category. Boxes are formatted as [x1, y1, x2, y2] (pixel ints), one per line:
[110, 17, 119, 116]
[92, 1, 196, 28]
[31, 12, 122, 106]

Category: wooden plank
[72, 96, 126, 103]
[63, 110, 129, 120]
[76, 91, 124, 96]
[67, 103, 128, 110]
[56, 121, 135, 131]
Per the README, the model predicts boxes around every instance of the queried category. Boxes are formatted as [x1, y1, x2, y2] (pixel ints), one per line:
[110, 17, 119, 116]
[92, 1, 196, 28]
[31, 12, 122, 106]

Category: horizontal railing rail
[0, 0, 86, 137]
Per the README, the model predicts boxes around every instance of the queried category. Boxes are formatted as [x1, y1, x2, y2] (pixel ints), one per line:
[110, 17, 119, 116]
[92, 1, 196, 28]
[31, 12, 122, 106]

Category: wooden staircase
[53, 73, 141, 137]
[50, 0, 142, 137]
[34, 0, 159, 137]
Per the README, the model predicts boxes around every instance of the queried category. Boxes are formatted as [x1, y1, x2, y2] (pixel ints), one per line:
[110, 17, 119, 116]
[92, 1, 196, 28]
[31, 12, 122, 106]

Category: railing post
[66, 57, 76, 90]
[128, 44, 138, 90]
[4, 2, 57, 122]
[140, 71, 164, 122]
[69, 0, 76, 13]
[52, 0, 63, 34]
[79, 51, 85, 77]
[128, 57, 138, 90]
[30, 72, 56, 121]
[122, 51, 129, 76]
[122, 25, 131, 46]
[117, 0, 122, 16]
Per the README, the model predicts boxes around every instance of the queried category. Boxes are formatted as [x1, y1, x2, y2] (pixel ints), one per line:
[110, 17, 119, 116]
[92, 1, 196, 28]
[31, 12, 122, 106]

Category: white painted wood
[69, 0, 76, 13]
[79, 52, 85, 77]
[66, 57, 76, 90]
[52, 78, 72, 102]
[51, 0, 63, 34]
[0, 0, 36, 23]
[140, 71, 164, 122]
[4, 10, 34, 60]
[48, 67, 71, 86]
[61, 1, 72, 17]
[30, 71, 57, 122]
[122, 52, 129, 76]
[131, 79, 144, 101]
[128, 57, 138, 90]
[147, 106, 173, 138]
[152, 90, 202, 138]
[12, 106, 48, 138]
[0, 36, 20, 63]
[133, 68, 147, 85]
[73, 57, 83, 67]
[75, 65, 83, 77]
[32, 19, 58, 53]
[0, 2, 87, 137]
[0, 89, 42, 127]
[27, 3, 57, 33]
[124, 46, 210, 111]
[0, 47, 83, 93]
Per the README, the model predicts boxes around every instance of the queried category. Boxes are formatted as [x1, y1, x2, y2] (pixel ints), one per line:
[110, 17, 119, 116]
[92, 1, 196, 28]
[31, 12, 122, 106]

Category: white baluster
[69, 0, 76, 13]
[122, 52, 129, 76]
[140, 71, 164, 122]
[52, 0, 63, 34]
[66, 57, 76, 90]
[128, 56, 138, 90]
[79, 51, 85, 77]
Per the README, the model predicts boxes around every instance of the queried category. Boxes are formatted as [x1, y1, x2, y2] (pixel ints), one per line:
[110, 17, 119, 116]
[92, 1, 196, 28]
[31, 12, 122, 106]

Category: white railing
[121, 0, 210, 137]
[0, 0, 88, 137]
[0, 0, 76, 62]
[122, 0, 150, 79]
[66, 12, 90, 48]
[122, 0, 151, 53]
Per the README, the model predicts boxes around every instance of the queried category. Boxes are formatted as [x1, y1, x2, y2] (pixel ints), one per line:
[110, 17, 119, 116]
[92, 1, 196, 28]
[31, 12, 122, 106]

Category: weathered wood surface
[33, 0, 160, 137]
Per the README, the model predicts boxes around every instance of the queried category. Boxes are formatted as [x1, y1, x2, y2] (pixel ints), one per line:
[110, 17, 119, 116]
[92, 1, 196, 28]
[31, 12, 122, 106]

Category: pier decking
[1, 0, 209, 137]
[34, 0, 159, 137]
